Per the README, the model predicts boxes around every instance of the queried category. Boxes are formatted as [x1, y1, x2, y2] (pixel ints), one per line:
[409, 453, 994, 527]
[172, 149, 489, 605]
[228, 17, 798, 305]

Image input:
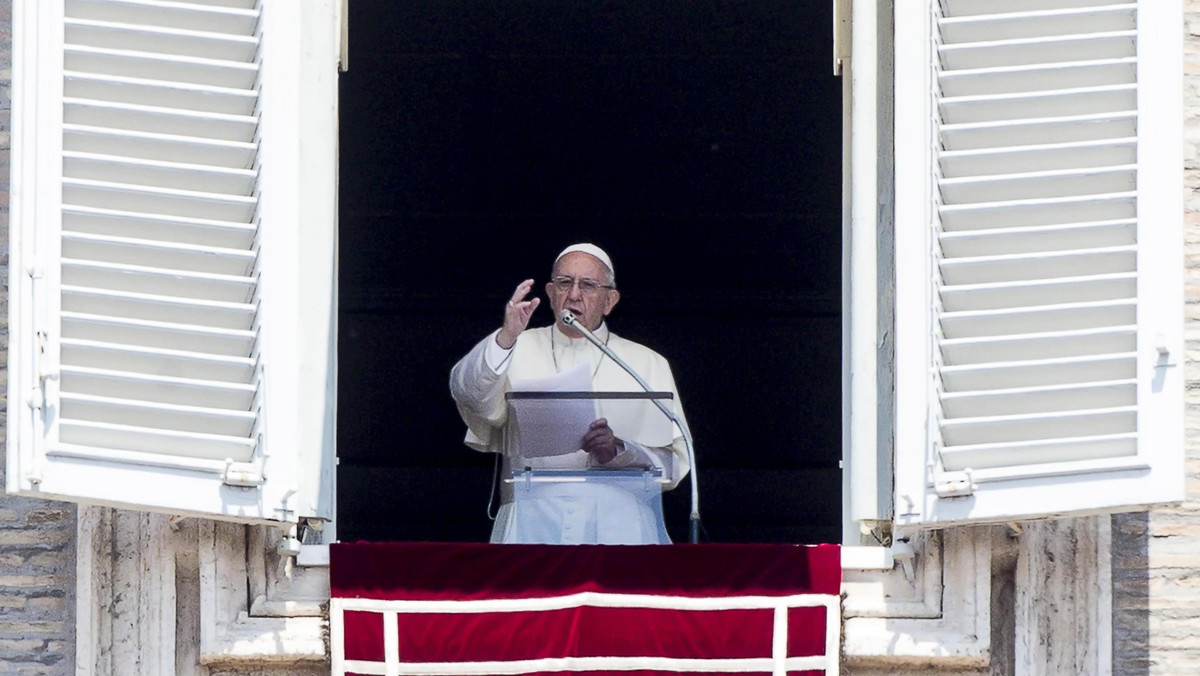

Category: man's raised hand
[496, 279, 540, 349]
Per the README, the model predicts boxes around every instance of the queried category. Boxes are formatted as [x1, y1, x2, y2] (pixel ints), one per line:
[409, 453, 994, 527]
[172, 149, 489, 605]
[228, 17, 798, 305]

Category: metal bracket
[222, 458, 265, 487]
[298, 517, 326, 545]
[891, 539, 917, 582]
[29, 330, 59, 409]
[26, 386, 44, 411]
[858, 519, 893, 547]
[273, 488, 297, 524]
[278, 524, 302, 557]
[934, 469, 975, 498]
[1155, 333, 1178, 367]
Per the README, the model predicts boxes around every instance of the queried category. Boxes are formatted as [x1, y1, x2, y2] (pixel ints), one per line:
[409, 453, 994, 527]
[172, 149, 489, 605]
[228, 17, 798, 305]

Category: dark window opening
[338, 0, 842, 544]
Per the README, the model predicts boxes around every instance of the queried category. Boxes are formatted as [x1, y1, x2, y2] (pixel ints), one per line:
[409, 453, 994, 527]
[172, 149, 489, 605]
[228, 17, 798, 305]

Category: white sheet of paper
[508, 363, 596, 459]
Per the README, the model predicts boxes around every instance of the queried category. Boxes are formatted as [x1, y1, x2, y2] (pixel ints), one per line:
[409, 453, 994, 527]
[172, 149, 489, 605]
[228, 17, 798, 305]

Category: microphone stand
[562, 311, 701, 543]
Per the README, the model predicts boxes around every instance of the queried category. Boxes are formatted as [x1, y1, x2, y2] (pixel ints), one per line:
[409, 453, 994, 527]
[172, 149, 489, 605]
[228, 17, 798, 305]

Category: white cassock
[450, 323, 690, 544]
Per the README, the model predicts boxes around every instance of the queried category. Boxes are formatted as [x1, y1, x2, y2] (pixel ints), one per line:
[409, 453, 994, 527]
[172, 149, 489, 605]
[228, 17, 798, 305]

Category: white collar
[549, 322, 611, 377]
[551, 321, 609, 345]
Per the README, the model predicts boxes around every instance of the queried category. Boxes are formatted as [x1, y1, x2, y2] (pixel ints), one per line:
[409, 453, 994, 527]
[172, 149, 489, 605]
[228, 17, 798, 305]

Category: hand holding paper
[508, 363, 596, 458]
[580, 418, 620, 464]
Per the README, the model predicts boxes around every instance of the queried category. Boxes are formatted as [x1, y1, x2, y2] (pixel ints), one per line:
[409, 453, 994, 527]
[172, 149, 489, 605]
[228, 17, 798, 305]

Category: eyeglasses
[549, 276, 614, 295]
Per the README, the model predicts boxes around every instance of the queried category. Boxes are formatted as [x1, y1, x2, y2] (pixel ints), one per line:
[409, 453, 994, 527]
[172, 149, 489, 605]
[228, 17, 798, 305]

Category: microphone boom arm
[561, 311, 701, 543]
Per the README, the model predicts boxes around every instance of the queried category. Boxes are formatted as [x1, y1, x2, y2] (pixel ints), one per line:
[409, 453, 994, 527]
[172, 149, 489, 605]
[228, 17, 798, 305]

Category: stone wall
[0, 2, 78, 674]
[1110, 3, 1200, 674]
[0, 499, 75, 676]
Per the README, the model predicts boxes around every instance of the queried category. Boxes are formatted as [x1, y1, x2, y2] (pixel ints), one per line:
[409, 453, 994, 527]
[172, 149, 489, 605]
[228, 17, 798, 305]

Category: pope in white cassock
[450, 243, 691, 544]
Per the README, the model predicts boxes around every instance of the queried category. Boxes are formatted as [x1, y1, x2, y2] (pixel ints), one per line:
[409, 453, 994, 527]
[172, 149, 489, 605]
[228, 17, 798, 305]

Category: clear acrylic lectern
[498, 391, 676, 544]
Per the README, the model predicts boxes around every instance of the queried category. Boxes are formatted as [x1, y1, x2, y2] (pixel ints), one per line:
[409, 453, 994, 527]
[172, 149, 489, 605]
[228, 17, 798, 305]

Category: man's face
[546, 252, 620, 336]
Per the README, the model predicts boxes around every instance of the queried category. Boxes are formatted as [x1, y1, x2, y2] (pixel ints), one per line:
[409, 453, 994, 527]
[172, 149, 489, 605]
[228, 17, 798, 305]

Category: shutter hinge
[934, 469, 975, 498]
[27, 329, 57, 420]
[222, 458, 265, 487]
[26, 386, 44, 412]
[35, 330, 59, 385]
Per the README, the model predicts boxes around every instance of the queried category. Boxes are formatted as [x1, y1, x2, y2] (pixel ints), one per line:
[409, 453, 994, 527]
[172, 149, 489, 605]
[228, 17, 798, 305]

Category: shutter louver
[932, 1, 1139, 474]
[10, 0, 337, 523]
[893, 0, 1182, 526]
[56, 0, 265, 466]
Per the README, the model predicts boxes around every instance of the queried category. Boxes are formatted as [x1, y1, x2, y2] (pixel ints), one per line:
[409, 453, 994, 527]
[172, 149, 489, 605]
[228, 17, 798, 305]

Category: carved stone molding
[843, 528, 992, 669]
[197, 521, 326, 667]
[76, 508, 327, 675]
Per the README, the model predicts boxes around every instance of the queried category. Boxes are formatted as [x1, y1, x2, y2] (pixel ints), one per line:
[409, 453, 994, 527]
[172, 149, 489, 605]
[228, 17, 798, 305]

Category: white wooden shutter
[893, 0, 1183, 527]
[7, 0, 336, 523]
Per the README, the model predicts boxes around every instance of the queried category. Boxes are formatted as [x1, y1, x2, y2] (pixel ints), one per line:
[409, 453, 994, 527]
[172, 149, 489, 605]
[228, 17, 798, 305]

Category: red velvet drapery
[331, 542, 841, 676]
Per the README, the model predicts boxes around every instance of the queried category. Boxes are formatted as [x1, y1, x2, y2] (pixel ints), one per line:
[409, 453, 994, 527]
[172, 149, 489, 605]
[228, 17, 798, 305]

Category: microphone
[560, 310, 702, 543]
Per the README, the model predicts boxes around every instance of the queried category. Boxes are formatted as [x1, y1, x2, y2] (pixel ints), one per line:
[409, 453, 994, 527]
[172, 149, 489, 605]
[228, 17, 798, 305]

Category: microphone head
[560, 310, 577, 325]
